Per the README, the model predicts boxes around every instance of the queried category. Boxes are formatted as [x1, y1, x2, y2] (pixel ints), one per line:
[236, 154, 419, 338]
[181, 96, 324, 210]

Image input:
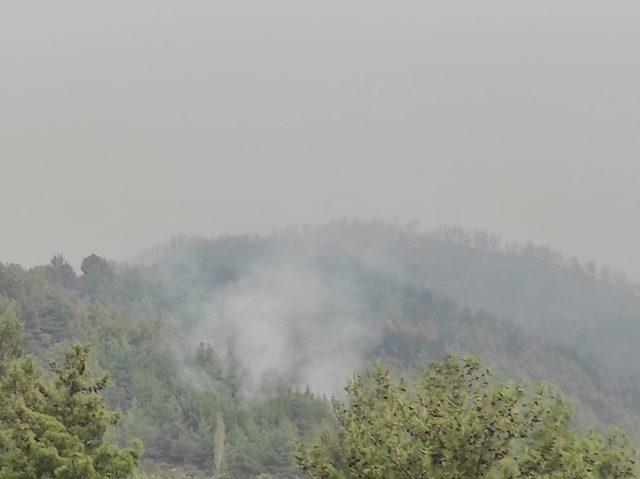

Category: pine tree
[296, 356, 638, 479]
[0, 342, 142, 478]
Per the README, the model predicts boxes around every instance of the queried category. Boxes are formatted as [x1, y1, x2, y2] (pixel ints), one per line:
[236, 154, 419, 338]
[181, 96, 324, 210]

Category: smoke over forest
[3, 221, 640, 477]
[3, 2, 640, 477]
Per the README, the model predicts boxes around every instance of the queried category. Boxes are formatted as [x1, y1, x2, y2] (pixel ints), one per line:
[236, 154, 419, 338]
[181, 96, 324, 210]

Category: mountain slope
[2, 221, 640, 475]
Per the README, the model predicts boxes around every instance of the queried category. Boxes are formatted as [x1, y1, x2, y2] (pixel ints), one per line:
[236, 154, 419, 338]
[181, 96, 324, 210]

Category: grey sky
[1, 1, 639, 276]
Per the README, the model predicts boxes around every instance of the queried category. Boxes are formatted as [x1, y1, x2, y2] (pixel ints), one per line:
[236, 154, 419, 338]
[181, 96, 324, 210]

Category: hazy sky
[1, 1, 639, 276]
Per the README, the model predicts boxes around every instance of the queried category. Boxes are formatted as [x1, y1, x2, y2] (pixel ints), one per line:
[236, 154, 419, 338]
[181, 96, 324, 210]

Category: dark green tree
[80, 254, 114, 300]
[47, 254, 78, 289]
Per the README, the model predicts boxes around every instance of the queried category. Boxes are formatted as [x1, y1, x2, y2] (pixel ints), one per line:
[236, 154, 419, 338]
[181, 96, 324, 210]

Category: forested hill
[2, 220, 640, 476]
[140, 221, 640, 423]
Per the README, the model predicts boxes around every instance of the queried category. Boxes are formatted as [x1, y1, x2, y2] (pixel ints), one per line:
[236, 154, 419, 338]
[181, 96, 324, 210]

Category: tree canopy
[0, 338, 142, 479]
[297, 356, 638, 479]
[3, 223, 640, 477]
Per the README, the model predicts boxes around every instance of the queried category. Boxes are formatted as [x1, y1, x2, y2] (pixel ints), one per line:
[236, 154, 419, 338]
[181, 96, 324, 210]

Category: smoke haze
[2, 1, 640, 278]
[198, 262, 373, 395]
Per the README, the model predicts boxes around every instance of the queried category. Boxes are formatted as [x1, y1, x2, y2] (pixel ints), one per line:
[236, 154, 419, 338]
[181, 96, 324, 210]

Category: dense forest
[2, 221, 640, 477]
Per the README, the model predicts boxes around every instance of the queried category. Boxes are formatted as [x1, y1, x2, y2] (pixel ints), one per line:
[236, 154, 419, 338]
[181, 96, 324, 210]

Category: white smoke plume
[191, 247, 383, 396]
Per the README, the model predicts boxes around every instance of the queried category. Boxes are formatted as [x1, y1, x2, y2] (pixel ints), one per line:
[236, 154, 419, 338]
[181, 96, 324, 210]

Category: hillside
[141, 221, 640, 428]
[2, 221, 640, 476]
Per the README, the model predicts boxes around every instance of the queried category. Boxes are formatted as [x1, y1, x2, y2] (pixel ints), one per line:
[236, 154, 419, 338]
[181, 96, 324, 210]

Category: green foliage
[92, 313, 331, 477]
[0, 261, 77, 345]
[0, 309, 24, 373]
[45, 254, 78, 290]
[296, 356, 638, 479]
[3, 225, 640, 477]
[0, 343, 141, 478]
